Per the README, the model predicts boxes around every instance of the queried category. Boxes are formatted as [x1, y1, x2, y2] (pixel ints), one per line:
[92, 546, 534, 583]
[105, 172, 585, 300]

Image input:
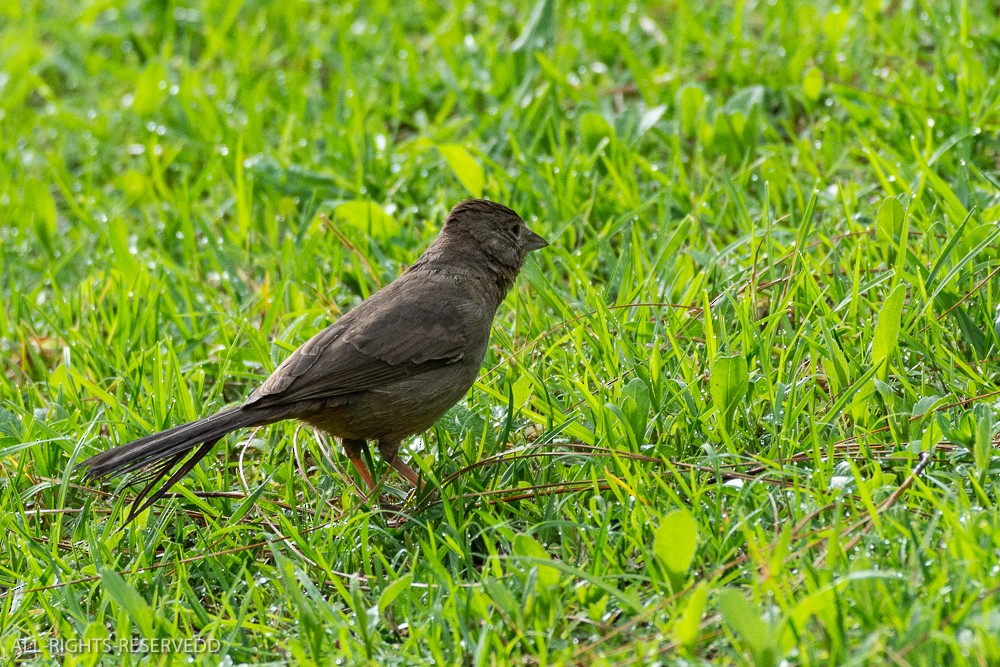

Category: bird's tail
[78, 405, 270, 524]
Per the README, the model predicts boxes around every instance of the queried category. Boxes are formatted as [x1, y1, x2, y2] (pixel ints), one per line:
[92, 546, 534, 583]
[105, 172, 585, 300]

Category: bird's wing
[245, 284, 470, 407]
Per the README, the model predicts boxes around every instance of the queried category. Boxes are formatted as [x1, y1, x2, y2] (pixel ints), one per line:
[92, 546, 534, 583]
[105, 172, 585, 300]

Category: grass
[2, 0, 1000, 663]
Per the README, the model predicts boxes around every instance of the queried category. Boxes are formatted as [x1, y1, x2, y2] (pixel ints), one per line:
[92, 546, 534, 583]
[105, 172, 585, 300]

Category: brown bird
[79, 199, 548, 522]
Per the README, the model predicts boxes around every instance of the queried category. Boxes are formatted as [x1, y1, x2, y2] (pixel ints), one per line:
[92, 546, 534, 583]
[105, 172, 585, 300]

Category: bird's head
[440, 199, 548, 273]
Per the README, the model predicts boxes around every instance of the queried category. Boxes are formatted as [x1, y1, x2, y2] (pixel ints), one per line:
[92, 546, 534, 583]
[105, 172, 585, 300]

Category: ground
[2, 0, 1000, 664]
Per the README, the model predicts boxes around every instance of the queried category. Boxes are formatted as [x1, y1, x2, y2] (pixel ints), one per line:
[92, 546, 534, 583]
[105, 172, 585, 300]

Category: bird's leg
[342, 438, 376, 492]
[377, 440, 421, 487]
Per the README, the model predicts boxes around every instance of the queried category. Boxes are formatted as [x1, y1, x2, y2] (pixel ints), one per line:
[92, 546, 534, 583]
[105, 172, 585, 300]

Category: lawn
[2, 0, 1000, 664]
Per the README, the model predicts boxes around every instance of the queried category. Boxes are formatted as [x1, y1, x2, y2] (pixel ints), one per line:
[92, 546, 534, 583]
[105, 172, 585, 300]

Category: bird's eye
[511, 224, 521, 238]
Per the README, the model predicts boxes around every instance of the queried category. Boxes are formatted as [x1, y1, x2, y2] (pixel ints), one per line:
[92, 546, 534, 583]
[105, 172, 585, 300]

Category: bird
[79, 199, 548, 523]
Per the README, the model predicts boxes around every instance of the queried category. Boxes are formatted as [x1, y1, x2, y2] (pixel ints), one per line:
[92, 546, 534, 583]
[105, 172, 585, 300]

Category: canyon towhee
[79, 199, 548, 522]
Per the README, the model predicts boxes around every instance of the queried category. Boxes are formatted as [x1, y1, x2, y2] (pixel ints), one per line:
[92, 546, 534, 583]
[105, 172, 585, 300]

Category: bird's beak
[523, 227, 549, 252]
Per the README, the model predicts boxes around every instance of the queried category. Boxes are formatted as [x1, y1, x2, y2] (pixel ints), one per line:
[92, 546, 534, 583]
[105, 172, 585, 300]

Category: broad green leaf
[485, 581, 521, 620]
[718, 588, 778, 666]
[438, 144, 484, 197]
[921, 413, 944, 451]
[911, 395, 943, 417]
[513, 534, 560, 589]
[654, 508, 698, 586]
[580, 112, 615, 152]
[872, 284, 905, 381]
[378, 575, 414, 611]
[133, 61, 167, 115]
[802, 67, 823, 101]
[511, 374, 533, 409]
[99, 568, 154, 636]
[782, 587, 835, 649]
[822, 7, 848, 40]
[718, 588, 769, 643]
[711, 355, 749, 434]
[333, 200, 399, 237]
[115, 169, 149, 202]
[875, 196, 905, 244]
[621, 377, 650, 444]
[974, 403, 994, 475]
[673, 583, 708, 650]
